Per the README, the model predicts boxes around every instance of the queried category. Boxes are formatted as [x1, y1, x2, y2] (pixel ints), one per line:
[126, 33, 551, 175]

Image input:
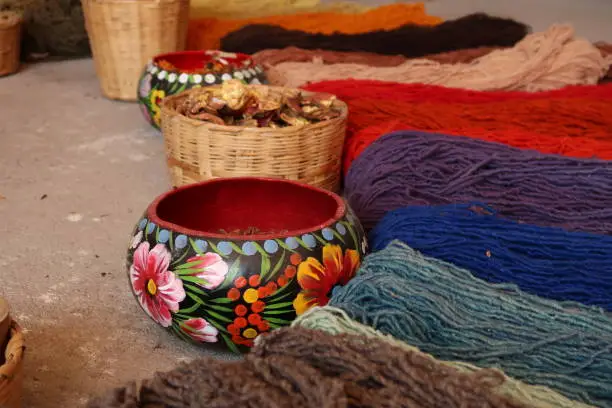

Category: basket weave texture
[0, 321, 25, 408]
[160, 85, 348, 193]
[0, 12, 21, 77]
[81, 0, 190, 101]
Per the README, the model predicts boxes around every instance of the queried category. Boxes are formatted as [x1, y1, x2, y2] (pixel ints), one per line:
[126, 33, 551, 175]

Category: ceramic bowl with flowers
[126, 177, 367, 353]
[137, 50, 268, 130]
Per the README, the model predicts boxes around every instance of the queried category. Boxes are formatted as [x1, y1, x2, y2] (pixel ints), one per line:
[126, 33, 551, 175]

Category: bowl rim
[150, 50, 258, 73]
[146, 176, 346, 241]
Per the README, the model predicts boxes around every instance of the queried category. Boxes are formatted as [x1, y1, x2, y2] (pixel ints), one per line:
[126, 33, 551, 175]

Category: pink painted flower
[184, 253, 229, 289]
[139, 74, 152, 98]
[180, 318, 219, 343]
[130, 242, 186, 327]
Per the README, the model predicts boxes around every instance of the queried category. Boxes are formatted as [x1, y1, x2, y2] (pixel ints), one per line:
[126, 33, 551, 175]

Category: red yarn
[302, 80, 612, 175]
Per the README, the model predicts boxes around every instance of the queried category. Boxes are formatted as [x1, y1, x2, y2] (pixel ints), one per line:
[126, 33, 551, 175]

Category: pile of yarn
[265, 25, 612, 90]
[369, 203, 612, 309]
[323, 240, 612, 407]
[301, 81, 612, 173]
[88, 326, 592, 408]
[344, 130, 612, 232]
[187, 3, 442, 50]
[220, 13, 529, 56]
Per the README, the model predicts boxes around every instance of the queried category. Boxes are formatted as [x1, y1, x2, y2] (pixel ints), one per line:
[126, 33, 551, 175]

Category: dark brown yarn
[252, 328, 528, 408]
[87, 354, 346, 408]
[220, 13, 530, 57]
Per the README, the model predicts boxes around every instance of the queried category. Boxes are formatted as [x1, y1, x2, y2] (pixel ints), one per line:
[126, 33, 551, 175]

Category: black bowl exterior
[126, 202, 367, 353]
[137, 58, 268, 130]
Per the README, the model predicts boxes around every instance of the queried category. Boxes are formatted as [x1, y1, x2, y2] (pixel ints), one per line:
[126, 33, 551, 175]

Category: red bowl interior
[153, 50, 254, 72]
[149, 177, 344, 240]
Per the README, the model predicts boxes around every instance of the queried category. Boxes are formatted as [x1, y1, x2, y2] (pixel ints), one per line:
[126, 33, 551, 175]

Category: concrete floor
[0, 1, 611, 407]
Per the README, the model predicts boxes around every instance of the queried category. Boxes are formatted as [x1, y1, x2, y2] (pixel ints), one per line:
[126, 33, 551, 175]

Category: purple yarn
[344, 130, 612, 232]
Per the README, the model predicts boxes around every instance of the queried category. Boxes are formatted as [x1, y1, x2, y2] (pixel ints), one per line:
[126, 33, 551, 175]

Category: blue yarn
[368, 203, 612, 310]
[329, 240, 612, 407]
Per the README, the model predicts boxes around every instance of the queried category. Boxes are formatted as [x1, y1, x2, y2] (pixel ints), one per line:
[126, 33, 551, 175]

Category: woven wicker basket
[160, 86, 348, 192]
[0, 11, 21, 77]
[81, 0, 190, 101]
[0, 321, 25, 408]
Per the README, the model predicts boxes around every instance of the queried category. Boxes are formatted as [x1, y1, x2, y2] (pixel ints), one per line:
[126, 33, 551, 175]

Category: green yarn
[293, 306, 595, 408]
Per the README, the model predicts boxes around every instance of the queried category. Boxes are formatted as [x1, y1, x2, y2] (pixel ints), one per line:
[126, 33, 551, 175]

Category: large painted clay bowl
[126, 177, 367, 353]
[137, 50, 268, 130]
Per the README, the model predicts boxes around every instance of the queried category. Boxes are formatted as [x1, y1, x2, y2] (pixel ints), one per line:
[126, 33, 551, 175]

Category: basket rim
[160, 84, 348, 133]
[82, 0, 186, 3]
[0, 320, 25, 380]
[146, 176, 347, 241]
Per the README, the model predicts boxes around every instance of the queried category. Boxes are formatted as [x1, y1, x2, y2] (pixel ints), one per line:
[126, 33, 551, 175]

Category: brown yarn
[252, 328, 528, 408]
[89, 327, 536, 408]
[88, 354, 346, 408]
[252, 45, 499, 67]
[253, 42, 612, 83]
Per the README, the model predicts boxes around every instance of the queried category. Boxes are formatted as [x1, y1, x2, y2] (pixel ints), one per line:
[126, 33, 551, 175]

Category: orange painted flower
[293, 244, 360, 315]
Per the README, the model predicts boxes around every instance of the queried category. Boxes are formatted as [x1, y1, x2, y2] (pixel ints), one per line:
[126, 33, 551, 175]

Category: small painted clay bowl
[137, 50, 268, 130]
[126, 177, 367, 353]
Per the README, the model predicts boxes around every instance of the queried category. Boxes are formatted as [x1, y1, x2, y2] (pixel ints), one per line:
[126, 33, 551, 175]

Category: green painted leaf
[260, 254, 271, 281]
[170, 249, 190, 268]
[155, 227, 160, 242]
[217, 257, 241, 290]
[180, 276, 210, 285]
[220, 332, 241, 354]
[265, 290, 295, 304]
[175, 259, 204, 270]
[187, 291, 207, 305]
[264, 301, 294, 310]
[178, 303, 201, 314]
[206, 310, 233, 323]
[313, 234, 327, 245]
[229, 242, 246, 256]
[268, 250, 286, 281]
[206, 304, 234, 313]
[331, 229, 346, 244]
[342, 220, 359, 249]
[296, 236, 315, 252]
[184, 283, 208, 296]
[263, 316, 292, 325]
[207, 319, 229, 334]
[208, 241, 227, 258]
[209, 297, 234, 304]
[168, 231, 174, 252]
[262, 309, 294, 316]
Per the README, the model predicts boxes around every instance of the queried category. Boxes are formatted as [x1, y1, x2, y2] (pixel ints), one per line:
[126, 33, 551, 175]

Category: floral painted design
[129, 242, 186, 327]
[127, 208, 366, 353]
[149, 89, 165, 127]
[293, 244, 360, 315]
[179, 317, 219, 342]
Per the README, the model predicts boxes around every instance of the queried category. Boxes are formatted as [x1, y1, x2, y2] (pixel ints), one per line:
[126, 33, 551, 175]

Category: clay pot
[126, 177, 367, 352]
[137, 50, 268, 129]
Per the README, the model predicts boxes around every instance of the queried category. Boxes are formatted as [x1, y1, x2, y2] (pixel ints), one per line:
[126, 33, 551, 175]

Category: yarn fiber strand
[267, 25, 611, 91]
[344, 131, 612, 232]
[369, 203, 612, 309]
[220, 13, 529, 56]
[327, 240, 612, 407]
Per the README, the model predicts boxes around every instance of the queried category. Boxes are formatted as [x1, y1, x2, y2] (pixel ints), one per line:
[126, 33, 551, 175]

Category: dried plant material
[217, 227, 290, 235]
[175, 80, 341, 128]
[157, 51, 255, 75]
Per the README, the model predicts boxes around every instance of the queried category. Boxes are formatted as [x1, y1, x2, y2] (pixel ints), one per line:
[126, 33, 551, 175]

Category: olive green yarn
[292, 306, 594, 408]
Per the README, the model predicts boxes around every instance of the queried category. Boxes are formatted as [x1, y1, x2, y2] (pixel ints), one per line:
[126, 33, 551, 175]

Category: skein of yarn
[293, 307, 595, 408]
[88, 325, 594, 408]
[252, 45, 499, 67]
[220, 13, 530, 56]
[327, 240, 612, 407]
[369, 203, 612, 309]
[267, 25, 611, 90]
[187, 3, 442, 50]
[344, 131, 612, 232]
[300, 81, 612, 173]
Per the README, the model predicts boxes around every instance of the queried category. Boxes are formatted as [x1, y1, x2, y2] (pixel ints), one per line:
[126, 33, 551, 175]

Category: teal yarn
[368, 203, 612, 310]
[328, 241, 612, 407]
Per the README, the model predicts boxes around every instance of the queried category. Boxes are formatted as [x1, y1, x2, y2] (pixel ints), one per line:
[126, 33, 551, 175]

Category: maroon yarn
[344, 131, 612, 233]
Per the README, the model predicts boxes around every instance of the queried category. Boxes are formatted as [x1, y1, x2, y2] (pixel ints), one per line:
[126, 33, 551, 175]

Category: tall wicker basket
[0, 321, 25, 408]
[161, 86, 348, 193]
[0, 11, 21, 77]
[81, 0, 190, 101]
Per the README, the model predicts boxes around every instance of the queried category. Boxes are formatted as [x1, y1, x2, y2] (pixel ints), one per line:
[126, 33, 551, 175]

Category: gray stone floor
[0, 1, 610, 407]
